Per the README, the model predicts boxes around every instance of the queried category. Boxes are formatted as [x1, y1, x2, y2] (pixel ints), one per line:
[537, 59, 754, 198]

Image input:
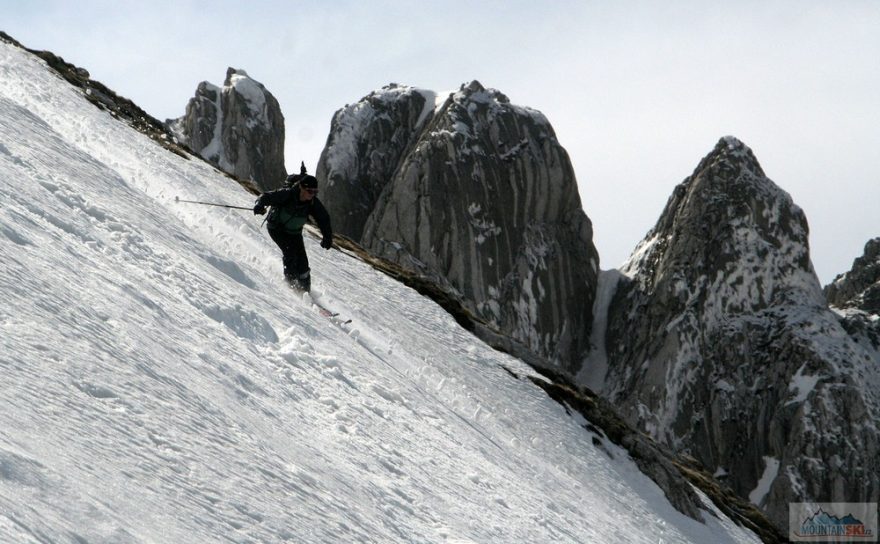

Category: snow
[620, 233, 662, 278]
[194, 81, 230, 171]
[748, 457, 780, 506]
[413, 88, 439, 129]
[322, 84, 442, 184]
[0, 41, 760, 543]
[228, 69, 269, 127]
[787, 364, 822, 405]
[577, 269, 623, 392]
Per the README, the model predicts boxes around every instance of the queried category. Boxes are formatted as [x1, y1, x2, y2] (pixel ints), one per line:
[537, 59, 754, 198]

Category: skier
[253, 164, 333, 292]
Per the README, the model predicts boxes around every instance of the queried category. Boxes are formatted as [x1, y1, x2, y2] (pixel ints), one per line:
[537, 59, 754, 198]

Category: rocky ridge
[169, 68, 286, 191]
[318, 81, 598, 375]
[601, 137, 880, 530]
[825, 238, 880, 312]
[825, 237, 880, 366]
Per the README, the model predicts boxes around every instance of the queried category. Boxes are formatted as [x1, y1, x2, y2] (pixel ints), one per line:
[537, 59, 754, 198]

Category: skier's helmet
[300, 175, 318, 190]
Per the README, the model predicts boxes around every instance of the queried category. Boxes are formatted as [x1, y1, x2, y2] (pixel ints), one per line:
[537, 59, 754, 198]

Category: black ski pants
[268, 228, 310, 284]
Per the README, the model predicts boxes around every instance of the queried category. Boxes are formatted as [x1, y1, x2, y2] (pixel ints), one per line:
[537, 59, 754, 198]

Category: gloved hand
[253, 203, 267, 215]
[321, 236, 333, 250]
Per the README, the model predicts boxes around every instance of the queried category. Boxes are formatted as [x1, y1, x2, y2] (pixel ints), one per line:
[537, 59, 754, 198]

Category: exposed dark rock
[825, 237, 880, 360]
[317, 84, 431, 240]
[169, 68, 286, 191]
[825, 238, 880, 313]
[528, 372, 786, 543]
[318, 81, 598, 375]
[603, 137, 880, 530]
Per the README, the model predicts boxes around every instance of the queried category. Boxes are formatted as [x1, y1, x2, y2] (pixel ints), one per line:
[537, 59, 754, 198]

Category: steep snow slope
[0, 41, 759, 543]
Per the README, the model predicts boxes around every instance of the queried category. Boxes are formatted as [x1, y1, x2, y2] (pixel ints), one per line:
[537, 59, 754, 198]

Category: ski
[291, 287, 352, 325]
[310, 296, 352, 325]
[317, 307, 338, 318]
[317, 305, 352, 324]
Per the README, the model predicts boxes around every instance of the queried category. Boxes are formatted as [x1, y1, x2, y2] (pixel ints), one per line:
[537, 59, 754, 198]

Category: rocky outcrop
[826, 237, 880, 354]
[169, 68, 286, 191]
[318, 81, 599, 374]
[602, 137, 880, 530]
[826, 238, 880, 313]
[317, 84, 432, 240]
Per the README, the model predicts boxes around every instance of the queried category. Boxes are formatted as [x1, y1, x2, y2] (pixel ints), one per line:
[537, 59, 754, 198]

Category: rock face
[826, 238, 880, 354]
[602, 137, 880, 529]
[318, 82, 598, 374]
[169, 68, 286, 191]
[317, 84, 431, 241]
[826, 238, 880, 314]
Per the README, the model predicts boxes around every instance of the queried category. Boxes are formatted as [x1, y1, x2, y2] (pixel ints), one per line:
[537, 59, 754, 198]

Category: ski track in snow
[0, 42, 760, 543]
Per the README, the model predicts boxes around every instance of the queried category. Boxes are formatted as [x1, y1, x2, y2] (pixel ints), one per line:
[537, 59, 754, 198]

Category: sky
[3, 0, 878, 284]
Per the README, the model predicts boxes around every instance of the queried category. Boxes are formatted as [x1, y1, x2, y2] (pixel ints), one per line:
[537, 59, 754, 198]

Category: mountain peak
[826, 237, 880, 313]
[319, 81, 597, 374]
[606, 137, 878, 532]
[461, 79, 485, 93]
[224, 66, 250, 82]
[625, 137, 814, 295]
[691, 136, 766, 181]
[170, 67, 286, 191]
[453, 80, 510, 105]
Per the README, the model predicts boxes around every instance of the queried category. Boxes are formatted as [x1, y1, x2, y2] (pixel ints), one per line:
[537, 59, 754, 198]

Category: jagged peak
[195, 80, 221, 97]
[365, 83, 430, 104]
[623, 136, 819, 305]
[674, 137, 803, 221]
[224, 67, 251, 84]
[351, 81, 514, 112]
[221, 68, 273, 101]
[452, 80, 510, 105]
[465, 79, 483, 91]
[691, 136, 766, 179]
[826, 237, 880, 310]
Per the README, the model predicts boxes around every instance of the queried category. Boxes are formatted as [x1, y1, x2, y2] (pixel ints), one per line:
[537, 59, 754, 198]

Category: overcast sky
[4, 0, 878, 284]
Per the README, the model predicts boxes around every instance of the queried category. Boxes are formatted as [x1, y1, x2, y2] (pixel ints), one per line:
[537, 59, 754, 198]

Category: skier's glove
[253, 203, 267, 215]
[321, 236, 333, 250]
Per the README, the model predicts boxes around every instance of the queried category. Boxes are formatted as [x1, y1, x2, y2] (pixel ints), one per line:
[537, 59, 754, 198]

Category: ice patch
[577, 269, 623, 392]
[748, 456, 780, 506]
[787, 364, 822, 404]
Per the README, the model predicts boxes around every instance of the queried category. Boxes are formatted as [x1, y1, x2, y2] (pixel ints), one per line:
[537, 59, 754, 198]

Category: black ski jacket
[257, 185, 333, 239]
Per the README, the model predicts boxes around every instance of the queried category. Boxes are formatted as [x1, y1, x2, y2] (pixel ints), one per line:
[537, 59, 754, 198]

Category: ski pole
[174, 196, 252, 210]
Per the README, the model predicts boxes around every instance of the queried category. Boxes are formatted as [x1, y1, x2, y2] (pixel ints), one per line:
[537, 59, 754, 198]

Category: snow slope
[0, 41, 760, 543]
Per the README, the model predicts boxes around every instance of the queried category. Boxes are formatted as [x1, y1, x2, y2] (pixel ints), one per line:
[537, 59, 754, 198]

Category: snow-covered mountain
[169, 67, 286, 192]
[0, 36, 765, 543]
[317, 81, 598, 376]
[600, 137, 880, 530]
